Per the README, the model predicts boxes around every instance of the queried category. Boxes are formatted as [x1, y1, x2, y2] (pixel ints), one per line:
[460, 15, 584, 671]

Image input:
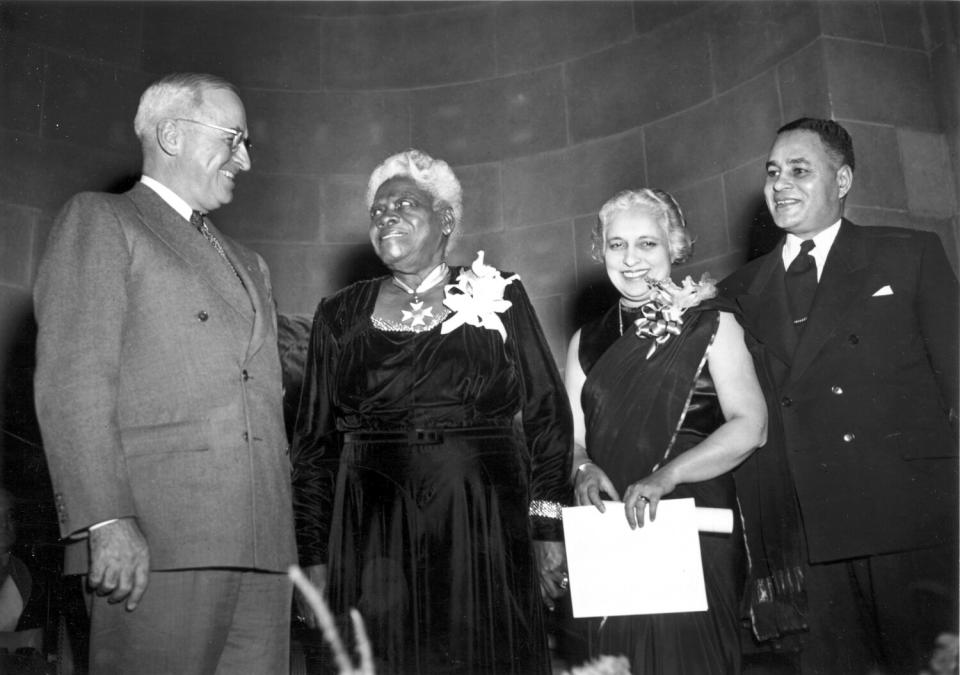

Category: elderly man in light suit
[34, 73, 297, 674]
[722, 118, 958, 674]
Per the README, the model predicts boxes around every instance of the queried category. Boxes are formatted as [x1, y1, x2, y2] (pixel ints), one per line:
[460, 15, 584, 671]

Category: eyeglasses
[176, 118, 252, 153]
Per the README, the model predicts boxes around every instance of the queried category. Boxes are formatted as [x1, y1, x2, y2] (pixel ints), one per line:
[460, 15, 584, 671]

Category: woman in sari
[565, 188, 767, 674]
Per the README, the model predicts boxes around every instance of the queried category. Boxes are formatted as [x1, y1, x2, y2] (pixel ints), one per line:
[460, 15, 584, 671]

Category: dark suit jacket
[721, 219, 958, 563]
[34, 183, 297, 574]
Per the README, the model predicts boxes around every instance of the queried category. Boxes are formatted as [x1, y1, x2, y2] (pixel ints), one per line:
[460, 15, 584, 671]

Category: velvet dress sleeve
[504, 278, 574, 540]
[290, 298, 343, 566]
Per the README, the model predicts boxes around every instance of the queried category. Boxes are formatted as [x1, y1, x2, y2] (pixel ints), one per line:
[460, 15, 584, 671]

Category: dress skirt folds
[331, 427, 545, 674]
[291, 271, 572, 675]
[577, 302, 744, 675]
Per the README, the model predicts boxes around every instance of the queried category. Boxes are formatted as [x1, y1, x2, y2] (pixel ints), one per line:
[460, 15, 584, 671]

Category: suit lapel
[737, 244, 796, 369]
[127, 185, 254, 321]
[789, 220, 870, 382]
[219, 236, 271, 361]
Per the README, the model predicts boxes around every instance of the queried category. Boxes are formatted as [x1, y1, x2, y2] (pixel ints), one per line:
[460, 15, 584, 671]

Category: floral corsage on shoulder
[441, 251, 519, 342]
[632, 273, 717, 359]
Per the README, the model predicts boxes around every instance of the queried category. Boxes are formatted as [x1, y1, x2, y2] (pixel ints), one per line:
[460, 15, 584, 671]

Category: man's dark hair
[778, 117, 855, 171]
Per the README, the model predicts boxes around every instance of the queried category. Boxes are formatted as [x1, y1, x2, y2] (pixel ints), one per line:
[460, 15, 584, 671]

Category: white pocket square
[872, 285, 893, 297]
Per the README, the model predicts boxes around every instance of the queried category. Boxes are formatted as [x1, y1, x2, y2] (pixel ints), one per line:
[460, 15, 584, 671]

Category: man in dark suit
[34, 73, 297, 674]
[721, 118, 958, 674]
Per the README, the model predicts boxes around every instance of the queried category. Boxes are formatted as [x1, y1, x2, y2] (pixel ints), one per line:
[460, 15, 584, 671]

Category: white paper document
[562, 497, 708, 618]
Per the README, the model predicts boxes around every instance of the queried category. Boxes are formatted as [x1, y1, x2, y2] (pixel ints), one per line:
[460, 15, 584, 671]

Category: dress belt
[343, 426, 514, 446]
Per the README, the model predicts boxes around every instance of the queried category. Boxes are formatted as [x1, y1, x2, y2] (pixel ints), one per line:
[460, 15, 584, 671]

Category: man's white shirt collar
[140, 175, 194, 222]
[782, 220, 842, 281]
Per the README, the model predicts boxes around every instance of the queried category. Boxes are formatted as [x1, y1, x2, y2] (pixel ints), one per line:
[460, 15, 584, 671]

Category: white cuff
[89, 518, 121, 531]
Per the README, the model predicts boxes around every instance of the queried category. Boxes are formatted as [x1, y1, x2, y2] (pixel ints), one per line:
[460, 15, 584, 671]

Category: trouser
[798, 543, 958, 675]
[89, 568, 291, 675]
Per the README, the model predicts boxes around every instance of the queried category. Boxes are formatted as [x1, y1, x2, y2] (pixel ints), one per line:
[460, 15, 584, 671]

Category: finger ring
[640, 496, 649, 502]
[559, 575, 569, 590]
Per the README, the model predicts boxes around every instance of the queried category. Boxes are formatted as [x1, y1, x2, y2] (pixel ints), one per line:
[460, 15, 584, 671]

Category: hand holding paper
[562, 498, 731, 618]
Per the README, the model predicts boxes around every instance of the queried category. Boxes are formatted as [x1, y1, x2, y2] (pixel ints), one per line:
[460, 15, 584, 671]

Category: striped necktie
[191, 210, 242, 282]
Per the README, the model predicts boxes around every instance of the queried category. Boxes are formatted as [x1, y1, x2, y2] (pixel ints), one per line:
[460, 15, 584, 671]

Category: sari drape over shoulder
[578, 302, 744, 675]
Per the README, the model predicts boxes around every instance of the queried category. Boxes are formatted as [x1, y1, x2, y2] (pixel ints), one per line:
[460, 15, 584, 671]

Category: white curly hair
[365, 149, 464, 229]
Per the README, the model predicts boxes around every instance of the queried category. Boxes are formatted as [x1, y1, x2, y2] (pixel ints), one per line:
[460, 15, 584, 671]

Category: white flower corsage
[441, 251, 519, 341]
[633, 273, 717, 359]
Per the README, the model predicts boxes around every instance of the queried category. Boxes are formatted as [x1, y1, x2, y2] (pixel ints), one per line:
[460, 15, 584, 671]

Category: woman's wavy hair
[365, 149, 464, 231]
[591, 188, 693, 264]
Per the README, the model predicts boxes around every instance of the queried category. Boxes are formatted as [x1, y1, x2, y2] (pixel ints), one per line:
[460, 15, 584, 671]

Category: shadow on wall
[571, 273, 620, 331]
[105, 175, 141, 198]
[0, 309, 53, 542]
[745, 198, 782, 263]
[335, 244, 391, 290]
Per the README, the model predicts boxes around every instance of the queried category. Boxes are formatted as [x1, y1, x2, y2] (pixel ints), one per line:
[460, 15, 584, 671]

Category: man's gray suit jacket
[34, 183, 297, 574]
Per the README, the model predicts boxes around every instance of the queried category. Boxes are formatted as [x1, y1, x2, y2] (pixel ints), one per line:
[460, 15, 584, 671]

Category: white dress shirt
[140, 174, 194, 221]
[781, 219, 842, 282]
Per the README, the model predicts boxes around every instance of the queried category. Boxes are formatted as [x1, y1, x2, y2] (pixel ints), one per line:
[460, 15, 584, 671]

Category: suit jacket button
[242, 431, 249, 442]
[848, 334, 859, 344]
[831, 386, 844, 395]
[842, 433, 855, 442]
[780, 396, 792, 407]
[241, 370, 250, 381]
[197, 311, 209, 322]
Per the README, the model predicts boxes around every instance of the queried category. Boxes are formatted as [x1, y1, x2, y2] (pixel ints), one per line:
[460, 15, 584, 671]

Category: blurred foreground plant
[564, 654, 631, 675]
[289, 565, 375, 675]
[921, 633, 959, 675]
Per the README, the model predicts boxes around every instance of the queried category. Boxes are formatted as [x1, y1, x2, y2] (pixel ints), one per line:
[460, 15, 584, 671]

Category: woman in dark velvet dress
[291, 149, 572, 675]
[564, 188, 767, 674]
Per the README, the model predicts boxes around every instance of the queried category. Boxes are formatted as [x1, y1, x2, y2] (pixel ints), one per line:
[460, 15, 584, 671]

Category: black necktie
[191, 210, 242, 281]
[785, 239, 817, 331]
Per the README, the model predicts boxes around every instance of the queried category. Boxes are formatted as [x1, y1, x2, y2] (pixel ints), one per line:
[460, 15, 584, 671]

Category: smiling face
[174, 87, 251, 213]
[369, 176, 451, 275]
[603, 206, 672, 306]
[765, 129, 852, 239]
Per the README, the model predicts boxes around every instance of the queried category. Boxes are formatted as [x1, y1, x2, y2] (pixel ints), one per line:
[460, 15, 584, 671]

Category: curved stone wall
[1, 1, 956, 364]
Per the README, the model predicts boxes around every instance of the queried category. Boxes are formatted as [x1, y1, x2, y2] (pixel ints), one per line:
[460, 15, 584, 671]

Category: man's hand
[88, 517, 150, 611]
